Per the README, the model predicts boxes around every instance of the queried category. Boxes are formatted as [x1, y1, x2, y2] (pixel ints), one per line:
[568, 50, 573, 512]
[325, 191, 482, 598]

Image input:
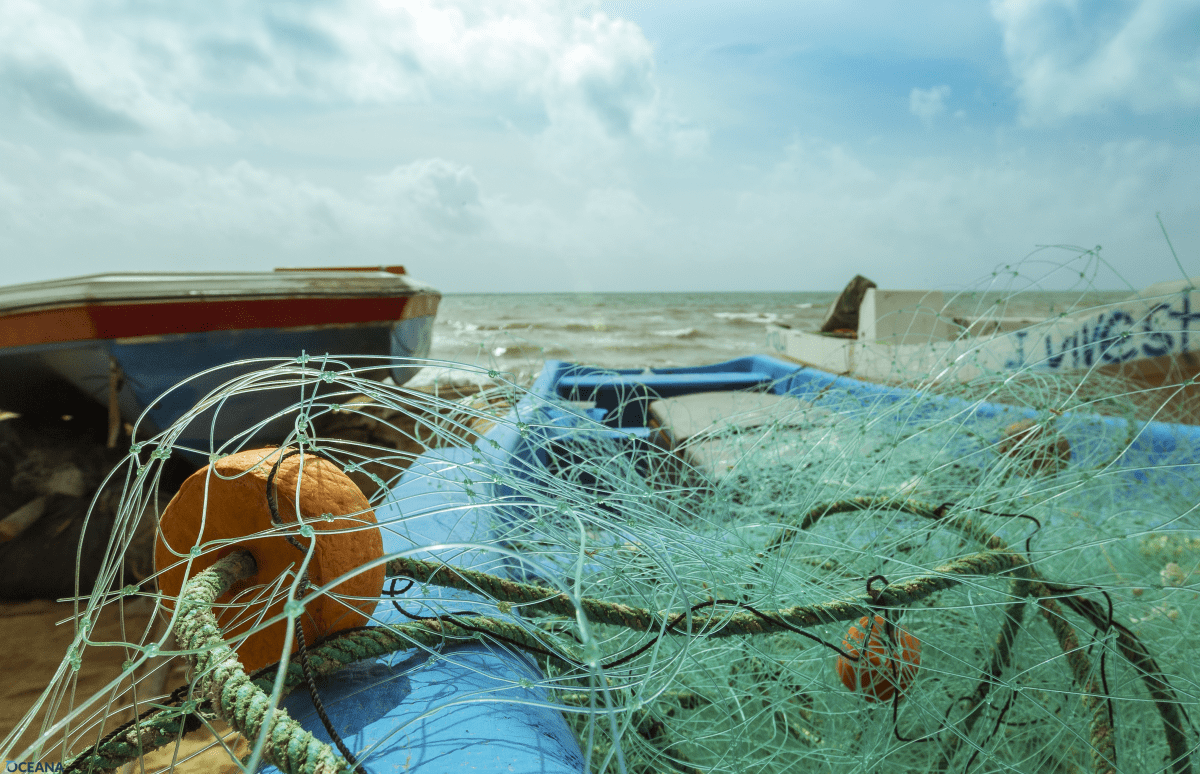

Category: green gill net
[2, 259, 1199, 774]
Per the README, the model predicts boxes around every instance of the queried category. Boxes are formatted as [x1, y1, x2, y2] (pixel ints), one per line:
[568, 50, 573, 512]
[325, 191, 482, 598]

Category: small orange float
[835, 614, 921, 702]
[154, 448, 385, 673]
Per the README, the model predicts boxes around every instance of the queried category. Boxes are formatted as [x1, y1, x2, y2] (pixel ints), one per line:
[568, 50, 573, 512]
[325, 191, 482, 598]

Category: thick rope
[63, 687, 208, 773]
[171, 551, 353, 774]
[1033, 589, 1117, 774]
[384, 549, 1025, 635]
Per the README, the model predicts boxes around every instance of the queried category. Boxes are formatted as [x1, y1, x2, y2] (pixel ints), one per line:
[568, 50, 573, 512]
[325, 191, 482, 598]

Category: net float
[836, 614, 921, 702]
[997, 419, 1071, 475]
[154, 447, 385, 673]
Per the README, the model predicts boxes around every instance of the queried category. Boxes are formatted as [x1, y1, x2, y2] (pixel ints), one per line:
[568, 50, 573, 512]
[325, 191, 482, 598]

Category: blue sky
[0, 0, 1196, 292]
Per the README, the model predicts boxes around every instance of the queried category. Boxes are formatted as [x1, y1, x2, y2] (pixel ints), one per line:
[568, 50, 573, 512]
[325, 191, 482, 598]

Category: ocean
[420, 289, 1131, 384]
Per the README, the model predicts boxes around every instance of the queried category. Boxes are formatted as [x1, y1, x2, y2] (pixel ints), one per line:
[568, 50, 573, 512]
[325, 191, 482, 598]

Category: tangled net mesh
[3, 258, 1200, 774]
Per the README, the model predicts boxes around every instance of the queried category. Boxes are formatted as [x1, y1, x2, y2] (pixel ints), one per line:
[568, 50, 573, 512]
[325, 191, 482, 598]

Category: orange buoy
[835, 614, 921, 702]
[154, 448, 385, 673]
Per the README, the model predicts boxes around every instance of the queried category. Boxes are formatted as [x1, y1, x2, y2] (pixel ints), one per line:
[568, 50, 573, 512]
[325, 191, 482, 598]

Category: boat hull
[110, 316, 435, 453]
[9, 315, 434, 449]
[0, 269, 440, 448]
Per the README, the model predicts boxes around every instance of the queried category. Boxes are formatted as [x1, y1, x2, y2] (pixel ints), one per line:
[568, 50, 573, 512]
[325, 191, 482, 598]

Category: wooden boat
[765, 277, 1200, 394]
[0, 266, 439, 452]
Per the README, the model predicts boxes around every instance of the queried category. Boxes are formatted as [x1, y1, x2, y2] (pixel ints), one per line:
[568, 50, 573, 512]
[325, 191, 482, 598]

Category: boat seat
[646, 391, 827, 481]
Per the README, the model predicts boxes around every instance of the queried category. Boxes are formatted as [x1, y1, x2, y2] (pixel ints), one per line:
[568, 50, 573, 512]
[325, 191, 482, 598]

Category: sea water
[422, 290, 1131, 380]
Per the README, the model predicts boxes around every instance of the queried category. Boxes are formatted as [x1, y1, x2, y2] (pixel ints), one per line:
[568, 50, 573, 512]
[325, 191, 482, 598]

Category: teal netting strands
[171, 551, 353, 774]
[769, 495, 1193, 774]
[766, 496, 1007, 555]
[936, 571, 1031, 770]
[1032, 589, 1116, 774]
[61, 543, 1029, 772]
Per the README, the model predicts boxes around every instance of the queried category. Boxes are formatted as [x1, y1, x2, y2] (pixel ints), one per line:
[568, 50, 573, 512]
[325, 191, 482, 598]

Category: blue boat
[264, 355, 1199, 773]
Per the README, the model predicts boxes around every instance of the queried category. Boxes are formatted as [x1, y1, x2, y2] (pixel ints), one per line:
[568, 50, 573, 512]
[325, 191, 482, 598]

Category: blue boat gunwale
[527, 355, 1200, 464]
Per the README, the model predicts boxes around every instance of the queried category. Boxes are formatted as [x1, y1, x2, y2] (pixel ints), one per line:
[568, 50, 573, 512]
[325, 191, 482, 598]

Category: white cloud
[909, 85, 952, 126]
[992, 0, 1200, 123]
[0, 2, 1192, 293]
[0, 147, 490, 269]
[0, 0, 237, 142]
[0, 0, 700, 161]
[371, 158, 489, 235]
[722, 135, 1199, 290]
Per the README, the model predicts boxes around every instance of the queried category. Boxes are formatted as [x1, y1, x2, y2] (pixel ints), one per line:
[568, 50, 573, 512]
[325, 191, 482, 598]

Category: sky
[0, 0, 1196, 293]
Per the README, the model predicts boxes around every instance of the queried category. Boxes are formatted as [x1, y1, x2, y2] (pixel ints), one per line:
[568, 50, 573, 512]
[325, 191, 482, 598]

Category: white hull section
[768, 281, 1200, 385]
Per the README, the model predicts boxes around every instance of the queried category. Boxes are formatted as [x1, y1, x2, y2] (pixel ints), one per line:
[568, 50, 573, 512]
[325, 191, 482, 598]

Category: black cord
[267, 447, 367, 772]
[266, 447, 332, 553]
[932, 502, 1043, 555]
[964, 693, 1016, 771]
[294, 614, 366, 774]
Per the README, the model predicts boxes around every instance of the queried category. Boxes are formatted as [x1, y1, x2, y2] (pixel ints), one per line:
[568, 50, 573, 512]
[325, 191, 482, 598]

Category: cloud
[722, 134, 1200, 290]
[0, 61, 141, 134]
[2, 132, 1193, 293]
[554, 13, 655, 137]
[0, 145, 513, 281]
[0, 0, 698, 159]
[909, 85, 951, 126]
[264, 15, 344, 60]
[992, 0, 1200, 123]
[0, 0, 236, 142]
[1, 2, 1190, 294]
[371, 158, 488, 235]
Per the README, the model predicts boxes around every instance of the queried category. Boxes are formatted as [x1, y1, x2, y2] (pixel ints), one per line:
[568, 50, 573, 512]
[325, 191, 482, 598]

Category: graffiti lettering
[1044, 331, 1075, 370]
[1097, 310, 1138, 364]
[1141, 303, 1175, 358]
[1035, 293, 1194, 370]
[1168, 293, 1200, 353]
[1077, 322, 1095, 368]
[1004, 331, 1028, 369]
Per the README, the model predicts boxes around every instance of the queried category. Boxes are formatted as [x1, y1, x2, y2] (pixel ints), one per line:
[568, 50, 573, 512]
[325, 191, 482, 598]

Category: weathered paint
[1004, 293, 1200, 371]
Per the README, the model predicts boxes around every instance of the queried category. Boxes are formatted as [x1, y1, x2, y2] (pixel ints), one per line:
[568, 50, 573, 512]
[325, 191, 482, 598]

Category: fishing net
[3, 261, 1200, 774]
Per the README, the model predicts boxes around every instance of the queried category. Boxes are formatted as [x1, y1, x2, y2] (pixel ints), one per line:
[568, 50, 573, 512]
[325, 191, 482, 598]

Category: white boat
[766, 277, 1200, 390]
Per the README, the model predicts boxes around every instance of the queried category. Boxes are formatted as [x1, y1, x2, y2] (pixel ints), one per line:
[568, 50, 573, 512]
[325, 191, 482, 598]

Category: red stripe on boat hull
[0, 294, 439, 349]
